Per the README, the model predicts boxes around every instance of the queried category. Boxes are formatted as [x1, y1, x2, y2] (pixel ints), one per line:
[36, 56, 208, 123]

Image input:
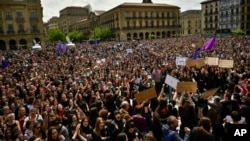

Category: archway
[0, 40, 6, 50]
[9, 39, 17, 50]
[145, 32, 149, 39]
[167, 31, 171, 37]
[127, 33, 131, 41]
[139, 32, 143, 40]
[172, 31, 176, 37]
[150, 32, 155, 39]
[162, 31, 166, 38]
[20, 39, 27, 49]
[133, 33, 138, 40]
[156, 32, 160, 39]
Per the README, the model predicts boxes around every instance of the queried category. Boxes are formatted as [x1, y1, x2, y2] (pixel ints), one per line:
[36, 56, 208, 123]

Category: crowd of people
[0, 35, 250, 141]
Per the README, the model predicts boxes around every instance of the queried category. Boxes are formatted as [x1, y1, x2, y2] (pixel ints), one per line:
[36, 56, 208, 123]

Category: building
[47, 16, 59, 29]
[201, 0, 220, 35]
[180, 10, 202, 36]
[0, 0, 44, 50]
[240, 0, 250, 35]
[71, 0, 181, 41]
[59, 6, 90, 34]
[219, 0, 241, 30]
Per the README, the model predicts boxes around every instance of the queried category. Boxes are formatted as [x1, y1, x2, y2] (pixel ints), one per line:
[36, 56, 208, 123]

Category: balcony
[31, 30, 40, 34]
[29, 17, 38, 21]
[5, 17, 13, 20]
[16, 17, 25, 22]
[18, 30, 26, 34]
[7, 30, 15, 34]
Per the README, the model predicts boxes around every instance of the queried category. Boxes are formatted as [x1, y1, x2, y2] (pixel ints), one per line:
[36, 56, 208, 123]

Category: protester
[0, 35, 250, 140]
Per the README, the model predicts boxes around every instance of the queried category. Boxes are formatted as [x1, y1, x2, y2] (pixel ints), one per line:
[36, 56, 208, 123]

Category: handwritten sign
[205, 57, 219, 66]
[218, 60, 234, 68]
[176, 57, 187, 66]
[200, 88, 219, 99]
[186, 59, 205, 68]
[176, 82, 197, 93]
[135, 88, 157, 104]
[165, 75, 179, 89]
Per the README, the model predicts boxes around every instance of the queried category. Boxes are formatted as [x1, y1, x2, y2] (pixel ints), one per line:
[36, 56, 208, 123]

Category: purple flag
[202, 37, 215, 51]
[1, 58, 8, 69]
[192, 48, 200, 60]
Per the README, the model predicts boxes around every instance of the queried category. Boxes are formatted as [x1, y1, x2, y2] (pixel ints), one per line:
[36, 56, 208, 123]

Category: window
[17, 12, 23, 18]
[162, 20, 165, 26]
[133, 21, 136, 27]
[127, 21, 130, 27]
[139, 11, 142, 17]
[145, 20, 148, 27]
[31, 24, 37, 32]
[139, 21, 142, 27]
[125, 11, 130, 18]
[8, 24, 14, 31]
[150, 20, 154, 27]
[30, 12, 36, 18]
[133, 12, 136, 18]
[5, 12, 12, 19]
[18, 24, 24, 31]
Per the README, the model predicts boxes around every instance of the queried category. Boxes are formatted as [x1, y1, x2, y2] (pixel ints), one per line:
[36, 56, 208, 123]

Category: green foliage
[68, 31, 84, 42]
[232, 29, 245, 35]
[47, 29, 65, 42]
[90, 26, 113, 40]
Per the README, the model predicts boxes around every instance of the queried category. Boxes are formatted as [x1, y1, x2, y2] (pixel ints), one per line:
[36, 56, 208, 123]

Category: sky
[41, 0, 204, 22]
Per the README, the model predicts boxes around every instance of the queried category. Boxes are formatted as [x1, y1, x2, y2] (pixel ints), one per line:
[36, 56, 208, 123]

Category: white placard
[176, 57, 187, 66]
[101, 58, 106, 62]
[96, 60, 101, 64]
[126, 49, 133, 54]
[165, 74, 179, 89]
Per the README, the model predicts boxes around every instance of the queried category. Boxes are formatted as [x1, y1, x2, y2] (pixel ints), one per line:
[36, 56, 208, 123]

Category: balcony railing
[18, 30, 26, 34]
[7, 30, 15, 34]
[5, 17, 13, 20]
[31, 30, 40, 34]
[16, 17, 25, 22]
[29, 17, 38, 21]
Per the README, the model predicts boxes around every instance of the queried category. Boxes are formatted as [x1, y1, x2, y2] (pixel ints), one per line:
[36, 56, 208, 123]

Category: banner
[135, 88, 157, 104]
[165, 75, 179, 89]
[218, 60, 234, 68]
[176, 82, 197, 93]
[176, 57, 187, 66]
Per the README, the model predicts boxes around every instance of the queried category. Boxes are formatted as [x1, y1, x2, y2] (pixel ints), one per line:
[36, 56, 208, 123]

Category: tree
[47, 29, 65, 43]
[90, 26, 113, 40]
[68, 31, 84, 42]
[232, 29, 245, 35]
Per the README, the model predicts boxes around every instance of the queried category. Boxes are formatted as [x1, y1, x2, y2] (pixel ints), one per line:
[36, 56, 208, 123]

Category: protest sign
[165, 74, 179, 89]
[200, 88, 219, 99]
[126, 49, 133, 54]
[205, 57, 219, 66]
[218, 60, 234, 68]
[186, 59, 205, 68]
[176, 82, 197, 93]
[176, 57, 187, 66]
[135, 88, 157, 103]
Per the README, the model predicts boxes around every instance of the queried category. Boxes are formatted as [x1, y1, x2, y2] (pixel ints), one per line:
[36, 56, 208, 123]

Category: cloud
[42, 0, 203, 22]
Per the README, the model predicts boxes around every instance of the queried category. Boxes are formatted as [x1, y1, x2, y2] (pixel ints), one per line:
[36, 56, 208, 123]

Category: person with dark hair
[132, 104, 148, 134]
[81, 116, 93, 140]
[69, 122, 88, 141]
[224, 110, 249, 141]
[190, 117, 214, 141]
[50, 116, 70, 141]
[110, 111, 125, 141]
[206, 109, 224, 141]
[115, 132, 128, 141]
[46, 127, 64, 141]
[123, 120, 143, 141]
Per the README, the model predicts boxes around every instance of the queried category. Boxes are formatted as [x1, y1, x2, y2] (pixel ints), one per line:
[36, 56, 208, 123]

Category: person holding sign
[178, 91, 196, 139]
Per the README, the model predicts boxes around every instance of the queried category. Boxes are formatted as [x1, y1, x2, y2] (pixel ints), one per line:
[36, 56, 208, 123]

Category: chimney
[142, 0, 153, 3]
